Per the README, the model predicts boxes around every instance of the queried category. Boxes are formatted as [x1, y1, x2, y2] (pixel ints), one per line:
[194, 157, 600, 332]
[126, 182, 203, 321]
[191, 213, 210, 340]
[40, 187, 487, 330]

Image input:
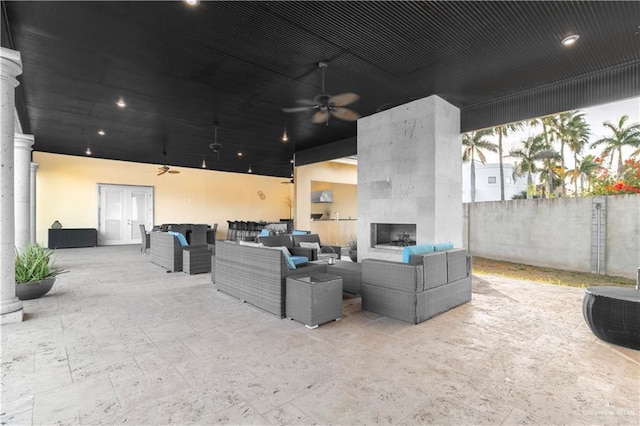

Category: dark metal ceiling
[2, 1, 639, 177]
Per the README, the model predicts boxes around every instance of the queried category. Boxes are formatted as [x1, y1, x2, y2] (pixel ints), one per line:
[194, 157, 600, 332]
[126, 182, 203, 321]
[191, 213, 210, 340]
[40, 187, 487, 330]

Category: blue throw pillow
[167, 231, 188, 246]
[402, 244, 435, 263]
[283, 252, 297, 270]
[259, 228, 270, 236]
[289, 256, 309, 266]
[292, 230, 309, 235]
[434, 242, 454, 252]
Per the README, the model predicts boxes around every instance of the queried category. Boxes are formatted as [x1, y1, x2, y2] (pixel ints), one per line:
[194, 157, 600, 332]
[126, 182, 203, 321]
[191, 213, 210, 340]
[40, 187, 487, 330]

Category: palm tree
[529, 115, 558, 197]
[591, 115, 640, 175]
[462, 129, 497, 202]
[562, 113, 591, 195]
[566, 154, 603, 193]
[549, 111, 590, 196]
[507, 134, 545, 198]
[533, 148, 562, 198]
[493, 122, 524, 200]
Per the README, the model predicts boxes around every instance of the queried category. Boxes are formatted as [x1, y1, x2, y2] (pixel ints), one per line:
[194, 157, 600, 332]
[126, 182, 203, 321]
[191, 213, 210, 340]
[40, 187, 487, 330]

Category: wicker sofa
[361, 248, 472, 324]
[214, 241, 328, 317]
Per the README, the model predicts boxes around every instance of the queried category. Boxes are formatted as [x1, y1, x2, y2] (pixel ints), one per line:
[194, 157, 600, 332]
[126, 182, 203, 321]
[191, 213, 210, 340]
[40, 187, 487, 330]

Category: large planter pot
[16, 277, 55, 300]
[348, 250, 358, 263]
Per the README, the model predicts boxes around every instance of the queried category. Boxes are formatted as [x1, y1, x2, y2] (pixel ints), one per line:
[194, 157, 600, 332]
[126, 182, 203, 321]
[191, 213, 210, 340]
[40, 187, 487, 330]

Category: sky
[480, 96, 640, 170]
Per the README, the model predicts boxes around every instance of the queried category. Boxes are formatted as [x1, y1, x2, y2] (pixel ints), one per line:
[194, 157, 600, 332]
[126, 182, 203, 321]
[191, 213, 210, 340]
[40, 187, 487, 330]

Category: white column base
[0, 298, 23, 324]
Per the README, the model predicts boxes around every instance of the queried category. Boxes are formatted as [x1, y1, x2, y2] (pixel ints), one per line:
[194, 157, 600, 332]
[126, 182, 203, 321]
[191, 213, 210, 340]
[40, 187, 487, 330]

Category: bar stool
[226, 220, 237, 241]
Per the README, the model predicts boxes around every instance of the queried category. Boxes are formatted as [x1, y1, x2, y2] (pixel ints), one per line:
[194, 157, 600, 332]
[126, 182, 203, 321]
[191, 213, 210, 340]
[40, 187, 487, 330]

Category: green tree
[493, 122, 524, 200]
[508, 134, 545, 198]
[590, 115, 640, 174]
[462, 129, 497, 202]
[562, 112, 591, 195]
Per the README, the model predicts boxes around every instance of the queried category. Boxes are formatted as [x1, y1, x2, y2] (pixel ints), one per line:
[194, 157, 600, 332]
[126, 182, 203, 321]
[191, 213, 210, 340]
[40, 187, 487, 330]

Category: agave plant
[15, 244, 64, 284]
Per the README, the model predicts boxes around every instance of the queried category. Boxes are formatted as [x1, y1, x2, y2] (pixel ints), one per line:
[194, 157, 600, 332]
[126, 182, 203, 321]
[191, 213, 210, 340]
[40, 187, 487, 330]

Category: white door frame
[97, 184, 154, 246]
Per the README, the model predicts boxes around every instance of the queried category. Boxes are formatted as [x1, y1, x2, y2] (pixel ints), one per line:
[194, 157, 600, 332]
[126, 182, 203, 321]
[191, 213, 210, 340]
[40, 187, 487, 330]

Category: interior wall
[310, 181, 357, 220]
[294, 161, 357, 231]
[33, 152, 293, 246]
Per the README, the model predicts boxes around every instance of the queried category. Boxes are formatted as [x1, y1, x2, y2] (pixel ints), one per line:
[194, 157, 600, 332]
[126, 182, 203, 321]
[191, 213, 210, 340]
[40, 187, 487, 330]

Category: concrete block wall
[463, 195, 640, 280]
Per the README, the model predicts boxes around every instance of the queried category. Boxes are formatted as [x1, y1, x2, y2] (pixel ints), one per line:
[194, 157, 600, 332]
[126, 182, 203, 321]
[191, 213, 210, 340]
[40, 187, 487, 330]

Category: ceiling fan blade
[330, 92, 359, 107]
[282, 105, 316, 113]
[157, 169, 168, 176]
[311, 110, 330, 124]
[168, 170, 180, 174]
[331, 107, 360, 121]
[295, 98, 318, 106]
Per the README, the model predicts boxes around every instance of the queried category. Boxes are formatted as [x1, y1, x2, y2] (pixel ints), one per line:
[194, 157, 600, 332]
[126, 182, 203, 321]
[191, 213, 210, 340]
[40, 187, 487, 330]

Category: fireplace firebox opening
[371, 223, 417, 248]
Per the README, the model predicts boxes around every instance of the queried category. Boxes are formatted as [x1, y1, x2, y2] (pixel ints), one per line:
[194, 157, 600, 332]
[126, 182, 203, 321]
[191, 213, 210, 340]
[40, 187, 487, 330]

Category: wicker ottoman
[183, 245, 212, 275]
[583, 286, 640, 350]
[286, 273, 343, 329]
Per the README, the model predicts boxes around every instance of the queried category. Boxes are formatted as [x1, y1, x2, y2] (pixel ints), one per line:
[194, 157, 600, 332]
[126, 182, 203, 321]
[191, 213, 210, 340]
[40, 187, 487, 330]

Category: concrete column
[0, 47, 23, 324]
[30, 162, 38, 244]
[358, 95, 461, 262]
[14, 133, 34, 250]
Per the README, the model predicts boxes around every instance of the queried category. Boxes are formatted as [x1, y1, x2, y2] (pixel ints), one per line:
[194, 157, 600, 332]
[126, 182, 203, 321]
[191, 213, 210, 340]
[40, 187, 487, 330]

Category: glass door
[98, 184, 153, 245]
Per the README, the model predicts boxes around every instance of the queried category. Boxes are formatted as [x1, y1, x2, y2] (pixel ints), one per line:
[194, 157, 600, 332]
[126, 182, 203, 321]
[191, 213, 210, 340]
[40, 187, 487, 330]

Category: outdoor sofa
[214, 240, 327, 317]
[361, 246, 472, 324]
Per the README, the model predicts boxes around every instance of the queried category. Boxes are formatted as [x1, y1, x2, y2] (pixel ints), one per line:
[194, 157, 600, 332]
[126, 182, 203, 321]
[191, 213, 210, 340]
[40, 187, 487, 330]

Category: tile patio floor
[1, 245, 638, 425]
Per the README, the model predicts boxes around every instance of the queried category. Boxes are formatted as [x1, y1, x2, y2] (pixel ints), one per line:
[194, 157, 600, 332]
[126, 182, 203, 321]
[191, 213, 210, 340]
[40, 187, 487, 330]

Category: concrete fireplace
[357, 95, 462, 262]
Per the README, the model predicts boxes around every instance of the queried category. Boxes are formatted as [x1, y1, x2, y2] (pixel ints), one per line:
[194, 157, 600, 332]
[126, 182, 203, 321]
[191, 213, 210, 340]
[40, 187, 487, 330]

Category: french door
[98, 184, 154, 246]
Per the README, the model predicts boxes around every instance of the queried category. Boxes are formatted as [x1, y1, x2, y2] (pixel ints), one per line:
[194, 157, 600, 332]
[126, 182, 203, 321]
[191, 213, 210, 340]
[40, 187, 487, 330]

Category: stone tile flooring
[2, 245, 638, 425]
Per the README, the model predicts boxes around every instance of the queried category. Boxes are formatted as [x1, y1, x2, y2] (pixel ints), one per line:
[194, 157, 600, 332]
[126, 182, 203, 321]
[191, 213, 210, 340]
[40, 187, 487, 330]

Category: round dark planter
[16, 277, 56, 300]
[348, 250, 358, 263]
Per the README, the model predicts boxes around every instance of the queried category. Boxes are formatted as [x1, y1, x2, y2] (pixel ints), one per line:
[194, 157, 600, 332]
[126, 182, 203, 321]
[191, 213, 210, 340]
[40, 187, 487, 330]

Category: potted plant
[15, 243, 64, 300]
[347, 237, 358, 263]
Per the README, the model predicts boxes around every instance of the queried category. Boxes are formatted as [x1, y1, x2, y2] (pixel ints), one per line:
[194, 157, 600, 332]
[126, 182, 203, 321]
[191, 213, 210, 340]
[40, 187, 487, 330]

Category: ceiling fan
[157, 150, 180, 176]
[208, 122, 223, 160]
[282, 61, 360, 125]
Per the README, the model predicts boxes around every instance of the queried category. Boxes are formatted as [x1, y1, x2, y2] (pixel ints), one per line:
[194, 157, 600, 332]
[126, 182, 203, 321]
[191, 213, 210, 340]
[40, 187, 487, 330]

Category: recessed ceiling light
[561, 34, 580, 47]
[184, 0, 199, 6]
[85, 147, 92, 155]
[237, 152, 243, 157]
[248, 164, 252, 173]
[98, 129, 105, 136]
[116, 97, 126, 108]
[201, 158, 206, 168]
[282, 127, 288, 142]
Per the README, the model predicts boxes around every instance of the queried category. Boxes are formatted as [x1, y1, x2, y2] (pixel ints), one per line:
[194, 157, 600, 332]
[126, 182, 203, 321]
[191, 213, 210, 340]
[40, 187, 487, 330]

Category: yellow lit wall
[310, 181, 357, 220]
[33, 152, 293, 246]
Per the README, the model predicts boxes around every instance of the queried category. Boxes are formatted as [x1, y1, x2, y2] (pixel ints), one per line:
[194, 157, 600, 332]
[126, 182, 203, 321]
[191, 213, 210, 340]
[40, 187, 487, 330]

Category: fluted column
[14, 133, 34, 250]
[30, 162, 38, 244]
[0, 47, 23, 324]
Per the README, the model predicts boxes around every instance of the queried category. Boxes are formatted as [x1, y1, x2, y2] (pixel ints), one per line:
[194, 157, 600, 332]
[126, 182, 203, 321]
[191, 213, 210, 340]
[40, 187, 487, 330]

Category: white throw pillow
[264, 245, 291, 256]
[298, 241, 321, 251]
[239, 240, 264, 247]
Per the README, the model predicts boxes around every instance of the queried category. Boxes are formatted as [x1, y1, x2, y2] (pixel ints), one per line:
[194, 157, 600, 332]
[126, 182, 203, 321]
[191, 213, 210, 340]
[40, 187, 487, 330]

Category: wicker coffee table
[326, 260, 362, 295]
[286, 273, 343, 329]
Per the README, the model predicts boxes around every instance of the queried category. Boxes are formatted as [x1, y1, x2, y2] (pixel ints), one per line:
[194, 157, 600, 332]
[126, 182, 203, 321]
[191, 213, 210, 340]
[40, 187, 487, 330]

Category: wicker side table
[286, 273, 343, 329]
[183, 245, 212, 275]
